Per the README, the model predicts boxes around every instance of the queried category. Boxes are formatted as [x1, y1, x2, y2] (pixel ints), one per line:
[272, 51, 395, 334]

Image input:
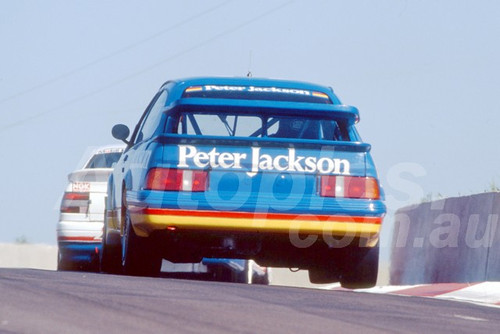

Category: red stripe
[58, 236, 101, 242]
[391, 283, 478, 297]
[130, 207, 382, 224]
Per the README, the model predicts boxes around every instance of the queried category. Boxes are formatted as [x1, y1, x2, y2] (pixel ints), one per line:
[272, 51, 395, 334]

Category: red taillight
[191, 170, 208, 191]
[320, 176, 380, 199]
[146, 168, 182, 191]
[145, 168, 208, 192]
[60, 192, 90, 213]
[345, 177, 367, 198]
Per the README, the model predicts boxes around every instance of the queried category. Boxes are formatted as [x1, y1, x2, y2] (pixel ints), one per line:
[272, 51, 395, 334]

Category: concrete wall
[0, 244, 57, 270]
[390, 192, 500, 285]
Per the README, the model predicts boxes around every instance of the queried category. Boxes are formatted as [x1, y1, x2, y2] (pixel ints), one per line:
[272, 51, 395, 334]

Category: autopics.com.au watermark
[133, 156, 499, 250]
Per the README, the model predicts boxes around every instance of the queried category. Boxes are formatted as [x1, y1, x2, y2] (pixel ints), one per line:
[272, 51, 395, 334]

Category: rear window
[85, 152, 122, 169]
[172, 112, 350, 141]
[266, 116, 348, 141]
[182, 85, 332, 104]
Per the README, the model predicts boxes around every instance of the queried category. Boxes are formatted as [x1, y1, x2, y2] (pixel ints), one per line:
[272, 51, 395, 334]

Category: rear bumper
[57, 220, 103, 243]
[58, 242, 101, 264]
[128, 206, 382, 242]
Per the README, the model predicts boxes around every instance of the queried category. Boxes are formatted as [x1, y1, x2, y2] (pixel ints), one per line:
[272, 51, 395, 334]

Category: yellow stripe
[130, 213, 381, 238]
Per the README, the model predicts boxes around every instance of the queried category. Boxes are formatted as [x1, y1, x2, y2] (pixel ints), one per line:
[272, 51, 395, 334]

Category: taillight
[145, 168, 208, 192]
[60, 192, 90, 213]
[320, 176, 380, 199]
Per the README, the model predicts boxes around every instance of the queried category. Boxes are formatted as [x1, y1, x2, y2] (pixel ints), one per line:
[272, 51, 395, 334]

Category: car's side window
[135, 90, 168, 143]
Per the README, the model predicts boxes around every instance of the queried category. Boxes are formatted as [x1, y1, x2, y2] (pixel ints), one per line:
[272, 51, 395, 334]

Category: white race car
[57, 145, 125, 271]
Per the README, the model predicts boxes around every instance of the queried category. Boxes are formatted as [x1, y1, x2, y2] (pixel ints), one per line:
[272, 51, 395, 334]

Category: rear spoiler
[169, 99, 360, 124]
[68, 168, 113, 183]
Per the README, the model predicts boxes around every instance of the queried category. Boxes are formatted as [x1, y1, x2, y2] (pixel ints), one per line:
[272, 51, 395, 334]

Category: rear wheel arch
[119, 183, 127, 237]
[120, 174, 133, 222]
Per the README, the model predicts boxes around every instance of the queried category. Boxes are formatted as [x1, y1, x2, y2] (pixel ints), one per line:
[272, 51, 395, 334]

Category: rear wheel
[100, 200, 122, 274]
[308, 267, 340, 284]
[307, 250, 341, 284]
[339, 244, 379, 289]
[57, 250, 74, 271]
[100, 227, 122, 274]
[122, 208, 162, 277]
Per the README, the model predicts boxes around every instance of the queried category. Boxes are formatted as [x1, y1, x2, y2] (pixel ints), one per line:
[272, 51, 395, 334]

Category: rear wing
[169, 98, 361, 124]
[68, 168, 113, 183]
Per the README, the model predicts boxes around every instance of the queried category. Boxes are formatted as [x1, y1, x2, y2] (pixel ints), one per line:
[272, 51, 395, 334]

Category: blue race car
[100, 77, 385, 288]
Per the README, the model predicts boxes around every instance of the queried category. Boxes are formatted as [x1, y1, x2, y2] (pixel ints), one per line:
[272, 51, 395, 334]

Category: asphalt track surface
[0, 269, 498, 334]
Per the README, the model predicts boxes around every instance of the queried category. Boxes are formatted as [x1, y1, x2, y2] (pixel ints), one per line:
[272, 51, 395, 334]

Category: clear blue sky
[1, 0, 499, 249]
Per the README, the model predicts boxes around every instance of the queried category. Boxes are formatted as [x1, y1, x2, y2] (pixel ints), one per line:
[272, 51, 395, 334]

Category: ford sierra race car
[100, 77, 386, 288]
[57, 145, 125, 271]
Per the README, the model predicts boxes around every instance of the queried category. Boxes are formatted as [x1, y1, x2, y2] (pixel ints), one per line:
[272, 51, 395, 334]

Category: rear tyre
[122, 209, 162, 277]
[100, 201, 122, 274]
[339, 244, 379, 289]
[100, 229, 122, 274]
[307, 250, 341, 284]
[308, 268, 340, 284]
[57, 250, 74, 271]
